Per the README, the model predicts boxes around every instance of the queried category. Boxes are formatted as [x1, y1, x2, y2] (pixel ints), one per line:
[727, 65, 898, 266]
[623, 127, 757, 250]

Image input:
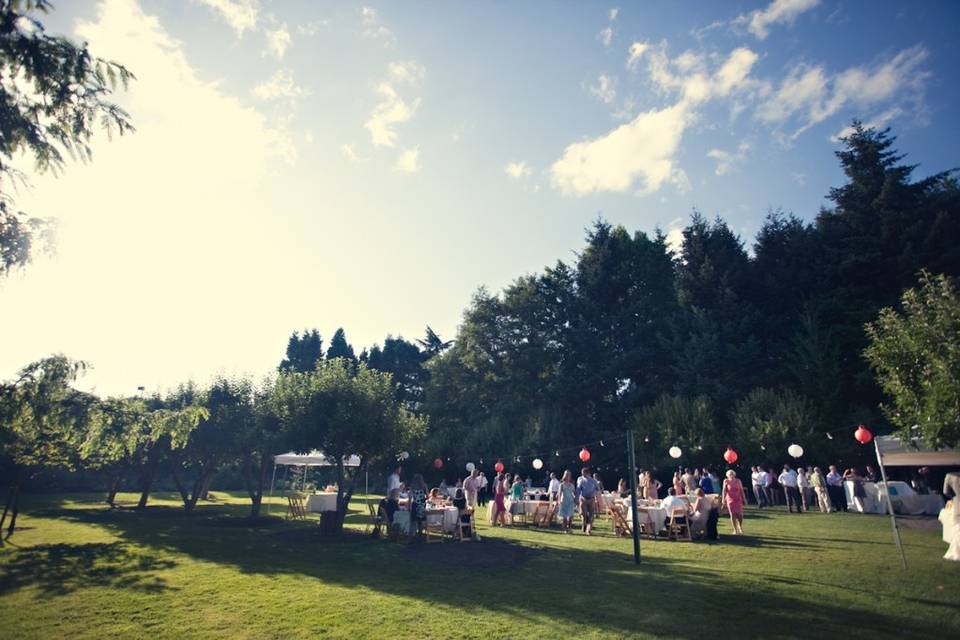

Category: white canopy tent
[873, 435, 960, 568]
[268, 451, 365, 514]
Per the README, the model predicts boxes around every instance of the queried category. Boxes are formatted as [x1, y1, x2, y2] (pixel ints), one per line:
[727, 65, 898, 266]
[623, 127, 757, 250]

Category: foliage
[629, 394, 721, 466]
[731, 388, 821, 462]
[0, 0, 134, 275]
[325, 328, 357, 363]
[864, 271, 960, 447]
[278, 329, 323, 373]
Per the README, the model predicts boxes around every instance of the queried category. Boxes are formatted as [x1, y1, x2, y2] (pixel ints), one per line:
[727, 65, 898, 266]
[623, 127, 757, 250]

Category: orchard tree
[274, 359, 426, 534]
[241, 377, 292, 519]
[82, 397, 149, 507]
[0, 0, 134, 275]
[865, 271, 960, 447]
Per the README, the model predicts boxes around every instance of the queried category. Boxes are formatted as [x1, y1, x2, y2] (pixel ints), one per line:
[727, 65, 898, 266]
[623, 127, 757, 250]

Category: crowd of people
[376, 460, 925, 541]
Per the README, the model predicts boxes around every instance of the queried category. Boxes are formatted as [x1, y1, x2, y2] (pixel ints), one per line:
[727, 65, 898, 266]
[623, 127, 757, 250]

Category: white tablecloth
[623, 502, 668, 532]
[304, 492, 337, 512]
[392, 507, 459, 534]
[844, 481, 943, 515]
[507, 499, 547, 515]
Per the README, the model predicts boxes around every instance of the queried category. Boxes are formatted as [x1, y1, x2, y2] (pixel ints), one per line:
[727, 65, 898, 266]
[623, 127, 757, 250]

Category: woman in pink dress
[720, 469, 745, 535]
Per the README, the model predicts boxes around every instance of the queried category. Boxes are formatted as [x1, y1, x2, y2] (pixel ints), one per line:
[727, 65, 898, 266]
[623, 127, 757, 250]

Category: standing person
[558, 470, 576, 533]
[576, 467, 600, 535]
[478, 472, 489, 507]
[409, 474, 428, 537]
[617, 478, 630, 498]
[492, 473, 508, 526]
[698, 468, 714, 494]
[673, 470, 684, 498]
[865, 465, 879, 483]
[751, 466, 767, 508]
[778, 465, 802, 514]
[510, 475, 525, 501]
[387, 466, 402, 495]
[720, 469, 746, 535]
[524, 476, 533, 489]
[844, 468, 867, 512]
[797, 467, 812, 512]
[682, 468, 697, 494]
[548, 472, 561, 501]
[826, 465, 848, 512]
[763, 466, 777, 506]
[811, 467, 832, 512]
[463, 468, 481, 509]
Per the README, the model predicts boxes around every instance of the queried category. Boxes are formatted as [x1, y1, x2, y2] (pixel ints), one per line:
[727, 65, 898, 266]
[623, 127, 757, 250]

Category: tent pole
[875, 439, 907, 570]
[268, 459, 278, 515]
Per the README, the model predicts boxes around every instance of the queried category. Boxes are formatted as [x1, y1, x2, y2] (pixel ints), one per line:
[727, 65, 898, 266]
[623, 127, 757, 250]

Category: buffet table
[844, 481, 943, 515]
[304, 492, 338, 513]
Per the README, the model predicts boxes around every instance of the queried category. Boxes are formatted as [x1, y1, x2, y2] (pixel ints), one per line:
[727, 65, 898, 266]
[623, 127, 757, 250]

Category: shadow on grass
[0, 542, 176, 598]
[23, 503, 953, 639]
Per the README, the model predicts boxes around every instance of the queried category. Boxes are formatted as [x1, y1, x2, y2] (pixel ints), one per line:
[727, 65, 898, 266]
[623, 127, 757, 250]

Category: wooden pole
[627, 431, 641, 564]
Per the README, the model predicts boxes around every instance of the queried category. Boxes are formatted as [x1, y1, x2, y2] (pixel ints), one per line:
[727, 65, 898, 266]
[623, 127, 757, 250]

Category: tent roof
[875, 435, 960, 466]
[273, 450, 361, 467]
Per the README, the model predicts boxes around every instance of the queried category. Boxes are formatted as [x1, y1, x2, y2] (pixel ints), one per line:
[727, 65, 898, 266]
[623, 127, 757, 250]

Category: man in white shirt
[826, 465, 848, 512]
[751, 466, 767, 508]
[548, 472, 561, 501]
[778, 465, 802, 514]
[387, 466, 401, 495]
[478, 472, 489, 506]
[661, 488, 689, 519]
[463, 469, 480, 508]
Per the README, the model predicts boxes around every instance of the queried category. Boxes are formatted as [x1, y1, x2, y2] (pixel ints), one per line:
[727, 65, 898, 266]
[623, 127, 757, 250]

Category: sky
[2, 0, 959, 396]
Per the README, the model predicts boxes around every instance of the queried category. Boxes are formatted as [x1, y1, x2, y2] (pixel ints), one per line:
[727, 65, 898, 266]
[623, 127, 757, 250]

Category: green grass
[0, 491, 957, 639]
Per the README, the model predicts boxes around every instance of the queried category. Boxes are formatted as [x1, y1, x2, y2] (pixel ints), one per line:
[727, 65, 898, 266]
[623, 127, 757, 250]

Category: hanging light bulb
[760, 443, 766, 451]
[826, 433, 833, 440]
[600, 440, 605, 447]
[555, 451, 560, 457]
[515, 456, 521, 463]
[644, 436, 650, 443]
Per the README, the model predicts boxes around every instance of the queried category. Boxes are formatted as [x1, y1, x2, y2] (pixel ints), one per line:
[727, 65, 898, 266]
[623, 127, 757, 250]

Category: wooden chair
[367, 501, 383, 537]
[425, 510, 446, 543]
[455, 510, 475, 541]
[609, 504, 632, 537]
[668, 506, 692, 541]
[286, 494, 307, 520]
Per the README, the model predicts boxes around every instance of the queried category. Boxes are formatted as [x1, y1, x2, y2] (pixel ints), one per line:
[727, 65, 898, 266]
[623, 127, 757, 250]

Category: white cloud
[264, 23, 291, 59]
[757, 46, 928, 138]
[364, 60, 424, 148]
[341, 143, 366, 163]
[707, 140, 751, 175]
[504, 161, 532, 179]
[360, 5, 395, 45]
[296, 20, 328, 37]
[589, 74, 617, 104]
[388, 60, 425, 85]
[194, 0, 259, 38]
[626, 41, 649, 72]
[554, 46, 760, 197]
[734, 0, 820, 40]
[251, 69, 304, 101]
[551, 102, 689, 196]
[597, 26, 613, 48]
[665, 219, 685, 256]
[395, 147, 420, 173]
[609, 7, 619, 21]
[1, 0, 297, 394]
[829, 107, 903, 142]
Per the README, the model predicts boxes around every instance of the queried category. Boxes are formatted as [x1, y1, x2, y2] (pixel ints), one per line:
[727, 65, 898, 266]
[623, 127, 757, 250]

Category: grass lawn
[0, 491, 957, 639]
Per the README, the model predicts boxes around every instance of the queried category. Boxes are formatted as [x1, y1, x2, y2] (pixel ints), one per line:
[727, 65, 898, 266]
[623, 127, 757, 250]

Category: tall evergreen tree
[279, 329, 323, 373]
[326, 328, 357, 363]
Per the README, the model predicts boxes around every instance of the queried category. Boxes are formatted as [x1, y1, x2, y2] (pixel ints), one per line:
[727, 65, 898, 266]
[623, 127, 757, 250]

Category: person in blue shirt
[576, 467, 600, 536]
[699, 468, 714, 494]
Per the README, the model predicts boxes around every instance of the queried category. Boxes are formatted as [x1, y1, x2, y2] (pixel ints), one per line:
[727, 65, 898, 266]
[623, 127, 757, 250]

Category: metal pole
[267, 459, 278, 515]
[874, 439, 907, 570]
[627, 431, 641, 564]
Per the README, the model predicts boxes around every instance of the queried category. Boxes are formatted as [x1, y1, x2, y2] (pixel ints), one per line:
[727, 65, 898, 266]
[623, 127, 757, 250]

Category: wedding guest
[492, 473, 508, 526]
[865, 465, 879, 483]
[463, 468, 481, 509]
[661, 487, 688, 515]
[576, 467, 600, 535]
[644, 472, 661, 500]
[751, 466, 767, 508]
[559, 470, 576, 533]
[690, 488, 712, 537]
[698, 469, 714, 494]
[387, 466, 402, 495]
[844, 468, 867, 512]
[778, 464, 803, 514]
[548, 472, 561, 501]
[673, 470, 684, 498]
[409, 474, 428, 536]
[478, 472, 489, 507]
[617, 478, 630, 498]
[510, 475, 525, 501]
[763, 466, 777, 506]
[452, 488, 472, 540]
[811, 467, 832, 512]
[720, 469, 746, 535]
[377, 488, 401, 527]
[797, 467, 812, 512]
[525, 476, 533, 489]
[826, 465, 848, 512]
[682, 468, 697, 494]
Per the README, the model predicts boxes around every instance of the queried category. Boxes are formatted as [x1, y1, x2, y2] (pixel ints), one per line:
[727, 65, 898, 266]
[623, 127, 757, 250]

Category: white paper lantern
[668, 446, 682, 459]
[788, 444, 804, 458]
[400, 451, 410, 460]
[532, 458, 544, 470]
[465, 462, 475, 472]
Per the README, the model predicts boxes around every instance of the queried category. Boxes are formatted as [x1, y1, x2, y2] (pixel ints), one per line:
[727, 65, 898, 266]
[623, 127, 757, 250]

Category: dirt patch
[269, 526, 371, 545]
[403, 538, 537, 569]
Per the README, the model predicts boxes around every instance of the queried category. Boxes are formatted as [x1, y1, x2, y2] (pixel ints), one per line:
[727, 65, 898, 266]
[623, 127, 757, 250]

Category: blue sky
[2, 0, 958, 395]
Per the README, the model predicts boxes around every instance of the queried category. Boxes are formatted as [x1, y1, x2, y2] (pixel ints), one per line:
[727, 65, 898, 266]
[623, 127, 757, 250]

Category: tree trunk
[0, 481, 17, 534]
[105, 474, 122, 507]
[250, 494, 262, 519]
[137, 461, 157, 509]
[199, 474, 215, 501]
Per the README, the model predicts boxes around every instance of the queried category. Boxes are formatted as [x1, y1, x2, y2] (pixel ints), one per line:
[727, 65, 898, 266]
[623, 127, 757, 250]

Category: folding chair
[425, 510, 446, 543]
[609, 504, 632, 537]
[531, 501, 550, 527]
[668, 507, 692, 541]
[368, 501, 383, 537]
[286, 494, 307, 520]
[455, 510, 475, 541]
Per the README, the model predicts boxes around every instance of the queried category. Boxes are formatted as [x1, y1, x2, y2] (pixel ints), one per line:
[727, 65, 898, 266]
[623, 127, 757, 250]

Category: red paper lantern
[854, 425, 873, 444]
[433, 457, 443, 470]
[723, 448, 738, 464]
[494, 460, 505, 473]
[579, 447, 591, 462]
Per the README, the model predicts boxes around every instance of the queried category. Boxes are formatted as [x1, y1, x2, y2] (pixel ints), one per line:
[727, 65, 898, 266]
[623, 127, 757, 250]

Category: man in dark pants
[778, 464, 803, 513]
[826, 465, 848, 511]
